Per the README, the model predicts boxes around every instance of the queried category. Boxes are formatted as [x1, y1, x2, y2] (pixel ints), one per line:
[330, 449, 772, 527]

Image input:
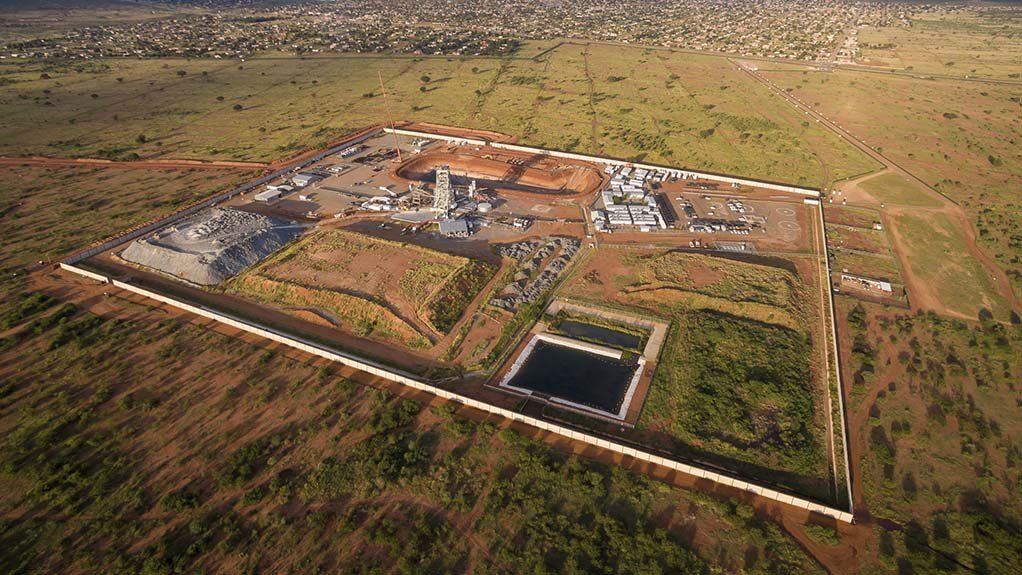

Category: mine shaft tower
[432, 165, 454, 215]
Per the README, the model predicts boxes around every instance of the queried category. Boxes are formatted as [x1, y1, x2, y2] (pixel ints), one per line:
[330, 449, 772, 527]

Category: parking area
[659, 190, 804, 243]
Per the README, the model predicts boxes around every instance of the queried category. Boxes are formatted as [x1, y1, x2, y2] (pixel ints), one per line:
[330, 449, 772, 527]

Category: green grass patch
[640, 310, 823, 477]
[859, 173, 943, 208]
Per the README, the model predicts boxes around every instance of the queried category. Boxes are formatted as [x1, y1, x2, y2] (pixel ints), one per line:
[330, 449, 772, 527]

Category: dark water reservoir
[554, 320, 642, 350]
[509, 340, 636, 414]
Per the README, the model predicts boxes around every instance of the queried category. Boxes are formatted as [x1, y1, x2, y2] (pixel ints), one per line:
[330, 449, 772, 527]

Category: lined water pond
[508, 340, 637, 415]
[554, 319, 642, 350]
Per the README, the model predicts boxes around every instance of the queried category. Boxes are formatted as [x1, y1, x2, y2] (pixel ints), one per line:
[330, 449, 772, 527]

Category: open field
[563, 249, 808, 330]
[558, 247, 830, 498]
[856, 10, 1022, 80]
[0, 279, 826, 574]
[761, 64, 1022, 304]
[825, 225, 890, 256]
[227, 228, 496, 350]
[643, 310, 822, 478]
[836, 297, 1022, 574]
[890, 211, 1010, 321]
[0, 44, 878, 189]
[856, 172, 943, 208]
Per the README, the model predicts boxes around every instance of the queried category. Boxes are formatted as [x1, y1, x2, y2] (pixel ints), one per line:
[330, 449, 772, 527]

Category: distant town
[2, 0, 953, 62]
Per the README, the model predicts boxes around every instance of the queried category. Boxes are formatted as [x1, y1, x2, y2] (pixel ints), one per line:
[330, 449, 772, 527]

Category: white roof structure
[254, 189, 282, 202]
[438, 218, 469, 236]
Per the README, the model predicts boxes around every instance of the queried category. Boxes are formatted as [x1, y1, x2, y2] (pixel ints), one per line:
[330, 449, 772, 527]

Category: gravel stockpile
[121, 208, 304, 285]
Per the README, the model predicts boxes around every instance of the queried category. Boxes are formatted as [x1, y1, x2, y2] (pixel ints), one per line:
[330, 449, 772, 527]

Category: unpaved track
[734, 60, 1021, 318]
[0, 156, 268, 171]
[582, 43, 600, 153]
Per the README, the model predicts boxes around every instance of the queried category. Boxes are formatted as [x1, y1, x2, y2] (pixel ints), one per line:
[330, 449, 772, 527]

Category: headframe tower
[432, 165, 454, 215]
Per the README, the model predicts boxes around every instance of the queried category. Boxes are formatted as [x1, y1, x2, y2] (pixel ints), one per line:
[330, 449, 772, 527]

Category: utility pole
[378, 71, 403, 164]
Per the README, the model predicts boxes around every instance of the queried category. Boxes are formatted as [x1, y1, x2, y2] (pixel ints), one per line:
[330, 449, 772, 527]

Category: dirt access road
[732, 60, 1021, 320]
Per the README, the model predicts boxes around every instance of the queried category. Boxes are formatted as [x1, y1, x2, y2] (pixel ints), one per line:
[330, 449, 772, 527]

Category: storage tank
[477, 202, 493, 213]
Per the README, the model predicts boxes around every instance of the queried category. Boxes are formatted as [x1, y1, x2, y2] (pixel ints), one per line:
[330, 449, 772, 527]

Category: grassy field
[642, 310, 823, 479]
[0, 291, 825, 574]
[558, 248, 829, 494]
[638, 251, 802, 312]
[226, 229, 495, 349]
[857, 172, 943, 208]
[761, 65, 1022, 300]
[837, 298, 1022, 574]
[857, 10, 1022, 79]
[228, 273, 433, 349]
[893, 211, 1010, 320]
[0, 44, 878, 187]
[562, 250, 808, 331]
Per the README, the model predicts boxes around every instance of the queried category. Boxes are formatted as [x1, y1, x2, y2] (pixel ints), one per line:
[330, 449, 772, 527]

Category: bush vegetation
[0, 294, 824, 574]
[641, 310, 823, 477]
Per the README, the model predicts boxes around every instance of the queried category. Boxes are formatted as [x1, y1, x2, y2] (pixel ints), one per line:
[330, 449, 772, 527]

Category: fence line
[818, 204, 856, 514]
[386, 128, 820, 197]
[59, 262, 854, 524]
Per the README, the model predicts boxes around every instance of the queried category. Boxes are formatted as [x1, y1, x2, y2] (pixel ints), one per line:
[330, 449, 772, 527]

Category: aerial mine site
[2, 2, 1020, 574]
[69, 124, 851, 528]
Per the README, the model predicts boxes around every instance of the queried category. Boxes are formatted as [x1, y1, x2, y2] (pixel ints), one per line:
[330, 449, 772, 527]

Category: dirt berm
[395, 148, 604, 197]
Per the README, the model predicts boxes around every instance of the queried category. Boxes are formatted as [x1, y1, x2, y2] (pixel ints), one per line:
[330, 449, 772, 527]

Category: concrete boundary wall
[818, 204, 855, 513]
[385, 128, 820, 197]
[59, 263, 109, 283]
[58, 261, 854, 524]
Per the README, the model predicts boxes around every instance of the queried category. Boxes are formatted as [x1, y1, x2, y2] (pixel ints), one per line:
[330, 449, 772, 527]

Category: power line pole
[378, 71, 403, 164]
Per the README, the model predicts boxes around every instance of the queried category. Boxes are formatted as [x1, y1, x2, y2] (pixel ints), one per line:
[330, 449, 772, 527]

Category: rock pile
[121, 208, 304, 286]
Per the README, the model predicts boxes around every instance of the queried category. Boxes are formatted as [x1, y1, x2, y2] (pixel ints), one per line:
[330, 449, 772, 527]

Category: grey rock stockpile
[121, 208, 304, 286]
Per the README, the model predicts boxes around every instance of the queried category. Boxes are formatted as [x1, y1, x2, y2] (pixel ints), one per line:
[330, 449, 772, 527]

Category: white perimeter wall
[59, 262, 853, 524]
[386, 128, 820, 197]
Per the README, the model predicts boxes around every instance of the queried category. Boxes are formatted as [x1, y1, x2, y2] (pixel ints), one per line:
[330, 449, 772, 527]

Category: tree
[233, 104, 243, 111]
[136, 134, 147, 144]
[420, 75, 431, 83]
[901, 471, 918, 500]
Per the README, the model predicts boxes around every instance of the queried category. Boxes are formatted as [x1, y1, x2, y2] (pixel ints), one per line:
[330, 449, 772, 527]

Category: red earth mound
[394, 145, 605, 198]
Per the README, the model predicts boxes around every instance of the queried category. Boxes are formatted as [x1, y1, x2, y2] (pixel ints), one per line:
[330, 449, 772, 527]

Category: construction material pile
[121, 208, 303, 286]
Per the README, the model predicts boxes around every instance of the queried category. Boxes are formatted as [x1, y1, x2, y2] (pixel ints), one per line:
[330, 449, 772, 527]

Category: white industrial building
[254, 188, 283, 202]
[439, 218, 469, 237]
[292, 173, 322, 187]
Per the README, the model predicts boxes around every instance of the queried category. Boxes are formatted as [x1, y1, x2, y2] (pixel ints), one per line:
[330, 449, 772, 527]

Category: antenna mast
[378, 71, 403, 164]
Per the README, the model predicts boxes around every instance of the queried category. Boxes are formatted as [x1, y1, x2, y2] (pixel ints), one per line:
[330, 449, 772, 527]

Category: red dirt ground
[393, 144, 606, 199]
